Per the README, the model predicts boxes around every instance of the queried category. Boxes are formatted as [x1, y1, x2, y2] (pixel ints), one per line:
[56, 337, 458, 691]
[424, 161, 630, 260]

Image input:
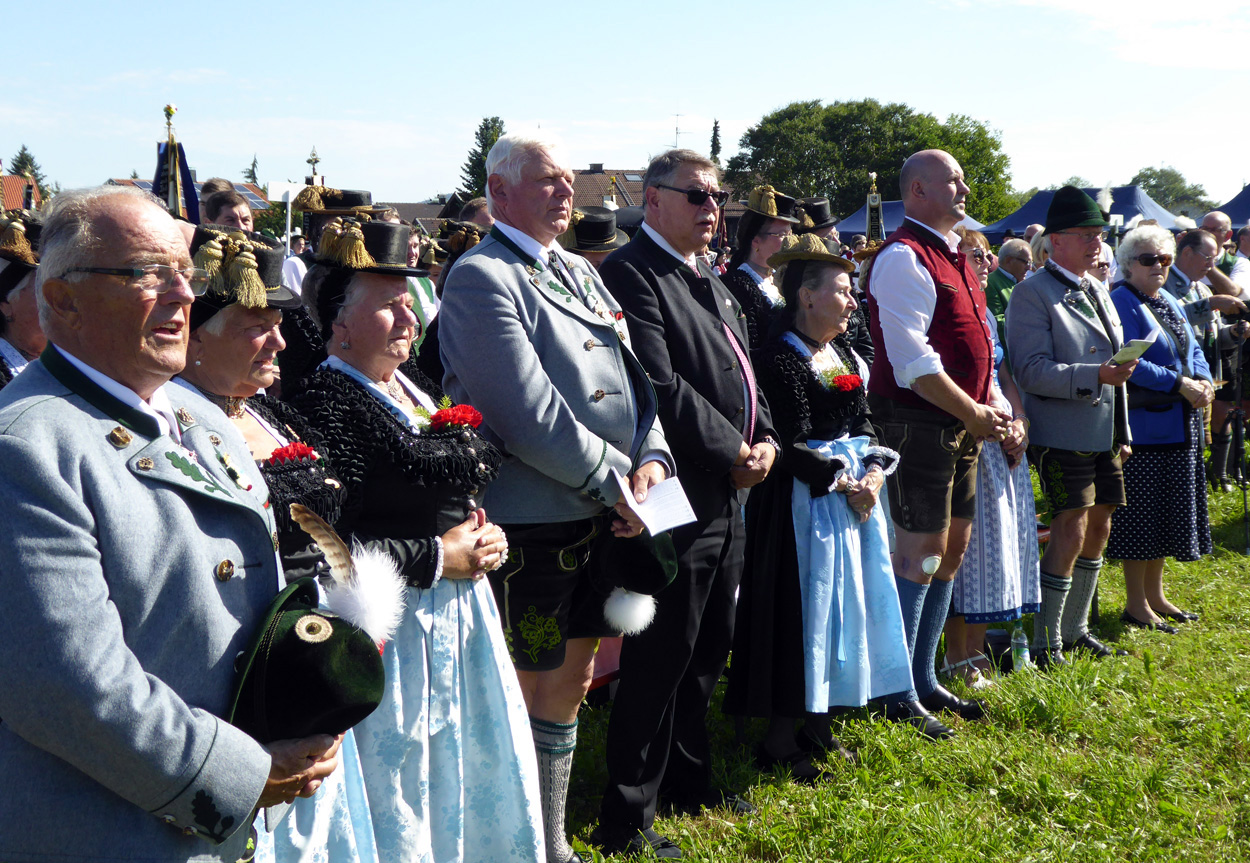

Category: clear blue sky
[5, 0, 1249, 216]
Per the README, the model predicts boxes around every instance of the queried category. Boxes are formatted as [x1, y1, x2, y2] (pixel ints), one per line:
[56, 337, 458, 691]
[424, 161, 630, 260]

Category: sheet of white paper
[611, 468, 697, 535]
[1111, 326, 1159, 365]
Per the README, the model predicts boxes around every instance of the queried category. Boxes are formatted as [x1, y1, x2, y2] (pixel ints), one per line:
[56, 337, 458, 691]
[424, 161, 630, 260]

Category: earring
[807, 303, 814, 309]
[194, 359, 202, 366]
[340, 340, 351, 350]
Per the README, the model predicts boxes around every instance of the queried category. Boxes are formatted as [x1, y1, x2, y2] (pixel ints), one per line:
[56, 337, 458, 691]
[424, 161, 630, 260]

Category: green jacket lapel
[489, 227, 613, 330]
[41, 345, 161, 437]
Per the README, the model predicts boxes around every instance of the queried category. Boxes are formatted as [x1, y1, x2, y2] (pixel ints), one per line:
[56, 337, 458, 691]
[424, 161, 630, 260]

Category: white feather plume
[603, 587, 656, 635]
[1097, 184, 1114, 212]
[321, 541, 407, 645]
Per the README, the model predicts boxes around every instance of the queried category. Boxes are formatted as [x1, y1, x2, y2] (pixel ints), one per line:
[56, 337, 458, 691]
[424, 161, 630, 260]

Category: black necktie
[548, 251, 587, 304]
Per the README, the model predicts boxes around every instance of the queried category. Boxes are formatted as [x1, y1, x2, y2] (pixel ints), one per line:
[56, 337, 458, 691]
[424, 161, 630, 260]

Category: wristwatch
[761, 435, 782, 458]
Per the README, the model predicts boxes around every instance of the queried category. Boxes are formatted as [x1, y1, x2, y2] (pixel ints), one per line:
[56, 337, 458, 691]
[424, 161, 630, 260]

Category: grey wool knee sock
[1034, 570, 1071, 652]
[1062, 557, 1102, 644]
[531, 716, 577, 863]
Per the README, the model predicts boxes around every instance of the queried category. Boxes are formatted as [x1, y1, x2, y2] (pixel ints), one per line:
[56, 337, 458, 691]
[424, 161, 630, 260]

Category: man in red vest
[863, 149, 1010, 736]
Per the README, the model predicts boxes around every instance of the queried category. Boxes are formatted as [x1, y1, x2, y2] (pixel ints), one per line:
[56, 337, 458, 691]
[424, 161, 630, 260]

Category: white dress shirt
[641, 221, 698, 269]
[281, 255, 308, 296]
[868, 217, 963, 388]
[55, 345, 181, 441]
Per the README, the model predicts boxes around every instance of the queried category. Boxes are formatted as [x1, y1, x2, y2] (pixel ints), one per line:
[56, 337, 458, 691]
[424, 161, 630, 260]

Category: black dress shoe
[919, 685, 986, 721]
[1152, 607, 1199, 623]
[1062, 632, 1127, 657]
[883, 699, 954, 740]
[755, 745, 824, 784]
[1121, 610, 1179, 634]
[1033, 648, 1068, 671]
[662, 788, 755, 816]
[591, 826, 683, 859]
[797, 724, 859, 765]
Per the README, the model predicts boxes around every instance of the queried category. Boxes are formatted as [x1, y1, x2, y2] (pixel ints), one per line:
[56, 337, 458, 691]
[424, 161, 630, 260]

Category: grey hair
[484, 135, 569, 216]
[35, 185, 165, 333]
[1116, 224, 1176, 271]
[999, 238, 1031, 262]
[641, 149, 719, 209]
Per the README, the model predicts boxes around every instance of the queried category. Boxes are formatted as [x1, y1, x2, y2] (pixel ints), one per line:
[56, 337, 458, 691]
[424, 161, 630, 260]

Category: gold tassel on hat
[749, 185, 779, 218]
[293, 186, 333, 212]
[193, 234, 224, 285]
[0, 214, 36, 265]
[225, 246, 267, 308]
[325, 221, 377, 269]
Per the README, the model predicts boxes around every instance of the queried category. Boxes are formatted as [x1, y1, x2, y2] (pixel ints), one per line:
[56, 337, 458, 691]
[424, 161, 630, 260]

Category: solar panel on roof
[625, 174, 643, 182]
[132, 181, 154, 190]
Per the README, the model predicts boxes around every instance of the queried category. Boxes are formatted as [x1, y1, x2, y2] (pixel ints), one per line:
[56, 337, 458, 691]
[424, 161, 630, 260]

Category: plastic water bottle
[1011, 623, 1032, 672]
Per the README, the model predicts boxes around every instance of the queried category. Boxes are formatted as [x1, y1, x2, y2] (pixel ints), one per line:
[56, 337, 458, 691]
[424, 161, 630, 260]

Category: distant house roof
[573, 166, 646, 210]
[1, 175, 42, 210]
[108, 179, 271, 210]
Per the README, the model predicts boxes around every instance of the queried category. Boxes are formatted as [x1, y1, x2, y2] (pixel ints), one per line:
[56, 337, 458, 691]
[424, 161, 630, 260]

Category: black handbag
[1126, 382, 1183, 410]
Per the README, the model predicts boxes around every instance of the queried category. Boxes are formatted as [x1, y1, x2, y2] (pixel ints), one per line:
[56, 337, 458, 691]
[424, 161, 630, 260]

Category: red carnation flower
[833, 374, 862, 392]
[266, 441, 320, 465]
[613, 311, 624, 321]
[429, 404, 484, 432]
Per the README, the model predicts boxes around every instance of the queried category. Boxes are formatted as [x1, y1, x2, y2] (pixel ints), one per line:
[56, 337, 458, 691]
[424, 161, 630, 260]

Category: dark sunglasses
[1135, 253, 1173, 268]
[965, 249, 988, 263]
[655, 184, 730, 207]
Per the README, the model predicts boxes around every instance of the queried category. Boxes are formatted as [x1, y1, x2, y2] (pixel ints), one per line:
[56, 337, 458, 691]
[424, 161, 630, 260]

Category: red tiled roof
[1, 175, 41, 211]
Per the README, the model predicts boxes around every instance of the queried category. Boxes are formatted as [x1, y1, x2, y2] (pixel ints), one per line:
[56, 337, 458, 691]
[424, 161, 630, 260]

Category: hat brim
[227, 577, 320, 727]
[359, 263, 430, 279]
[195, 285, 304, 316]
[570, 229, 630, 253]
[767, 249, 856, 272]
[744, 205, 801, 224]
[800, 216, 838, 231]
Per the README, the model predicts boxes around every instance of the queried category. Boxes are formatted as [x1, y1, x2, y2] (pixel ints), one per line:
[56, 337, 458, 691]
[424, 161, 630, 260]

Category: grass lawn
[568, 487, 1250, 861]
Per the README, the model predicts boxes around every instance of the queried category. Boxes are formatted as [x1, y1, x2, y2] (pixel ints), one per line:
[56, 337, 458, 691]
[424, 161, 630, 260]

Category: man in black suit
[592, 149, 779, 859]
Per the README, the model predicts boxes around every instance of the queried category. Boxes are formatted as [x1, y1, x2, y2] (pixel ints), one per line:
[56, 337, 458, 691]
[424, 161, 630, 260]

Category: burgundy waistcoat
[864, 220, 993, 416]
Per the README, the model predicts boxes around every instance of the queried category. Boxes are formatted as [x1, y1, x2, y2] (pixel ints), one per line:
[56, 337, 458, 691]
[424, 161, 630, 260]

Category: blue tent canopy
[1218, 184, 1250, 229]
[833, 200, 983, 237]
[979, 185, 1178, 244]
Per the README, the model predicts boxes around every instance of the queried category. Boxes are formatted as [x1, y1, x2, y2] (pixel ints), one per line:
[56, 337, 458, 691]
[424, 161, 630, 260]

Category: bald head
[1201, 210, 1232, 242]
[1023, 223, 1044, 242]
[899, 149, 969, 233]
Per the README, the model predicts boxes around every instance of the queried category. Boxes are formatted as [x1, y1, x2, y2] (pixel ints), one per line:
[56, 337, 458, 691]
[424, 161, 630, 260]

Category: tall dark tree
[459, 117, 506, 198]
[723, 99, 1018, 223]
[710, 120, 722, 165]
[9, 145, 50, 200]
[129, 169, 140, 180]
[1130, 166, 1217, 217]
[243, 155, 260, 185]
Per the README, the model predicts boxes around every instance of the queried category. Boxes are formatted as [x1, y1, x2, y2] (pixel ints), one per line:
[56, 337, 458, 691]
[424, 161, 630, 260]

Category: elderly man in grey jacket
[439, 135, 671, 863]
[1006, 185, 1137, 669]
[0, 186, 340, 863]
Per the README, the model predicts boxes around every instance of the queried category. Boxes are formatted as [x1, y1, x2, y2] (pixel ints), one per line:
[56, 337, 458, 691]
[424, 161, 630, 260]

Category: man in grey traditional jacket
[0, 186, 340, 862]
[439, 135, 671, 863]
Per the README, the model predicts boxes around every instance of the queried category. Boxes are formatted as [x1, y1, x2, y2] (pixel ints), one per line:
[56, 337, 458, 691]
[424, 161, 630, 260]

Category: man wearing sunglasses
[592, 148, 777, 859]
[1007, 185, 1138, 669]
[0, 186, 342, 860]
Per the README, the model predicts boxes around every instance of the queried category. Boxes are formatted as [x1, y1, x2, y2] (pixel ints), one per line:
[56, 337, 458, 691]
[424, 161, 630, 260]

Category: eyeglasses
[57, 264, 209, 297]
[1053, 230, 1106, 244]
[759, 230, 793, 239]
[655, 184, 730, 207]
[1134, 253, 1173, 268]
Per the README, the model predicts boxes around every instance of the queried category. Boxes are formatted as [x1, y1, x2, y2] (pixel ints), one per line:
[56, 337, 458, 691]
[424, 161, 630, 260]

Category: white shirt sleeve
[868, 243, 942, 388]
[1229, 255, 1250, 293]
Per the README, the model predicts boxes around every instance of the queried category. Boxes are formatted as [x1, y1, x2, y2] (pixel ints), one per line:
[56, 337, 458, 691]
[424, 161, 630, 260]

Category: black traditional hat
[795, 197, 837, 232]
[188, 226, 301, 331]
[0, 210, 42, 300]
[1044, 186, 1110, 235]
[317, 218, 428, 278]
[566, 206, 629, 254]
[587, 527, 678, 636]
[743, 185, 801, 224]
[292, 186, 384, 216]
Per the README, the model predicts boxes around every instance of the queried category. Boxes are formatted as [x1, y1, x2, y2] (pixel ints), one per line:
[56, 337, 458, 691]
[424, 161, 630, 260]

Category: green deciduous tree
[459, 117, 506, 198]
[1048, 175, 1093, 190]
[1129, 166, 1217, 217]
[724, 100, 1017, 223]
